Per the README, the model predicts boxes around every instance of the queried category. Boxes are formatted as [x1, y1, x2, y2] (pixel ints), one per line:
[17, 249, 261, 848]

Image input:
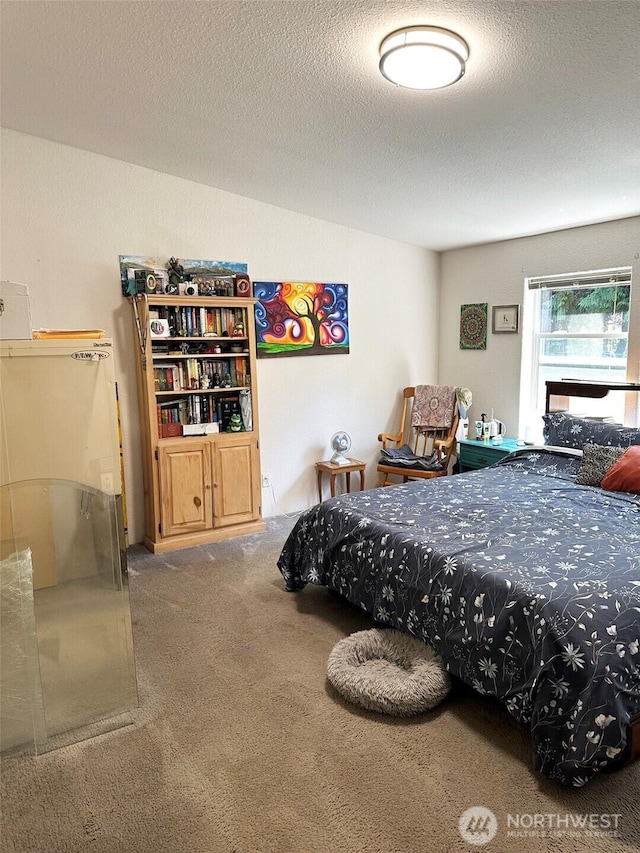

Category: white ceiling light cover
[379, 26, 469, 90]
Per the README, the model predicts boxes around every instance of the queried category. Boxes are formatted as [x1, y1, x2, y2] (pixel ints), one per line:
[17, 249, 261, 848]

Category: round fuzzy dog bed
[327, 628, 451, 716]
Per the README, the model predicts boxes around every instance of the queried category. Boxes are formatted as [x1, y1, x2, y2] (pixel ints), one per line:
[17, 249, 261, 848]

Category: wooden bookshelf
[131, 294, 264, 552]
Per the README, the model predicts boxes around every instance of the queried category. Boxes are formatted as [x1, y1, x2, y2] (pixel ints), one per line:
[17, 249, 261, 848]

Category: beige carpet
[1, 515, 638, 853]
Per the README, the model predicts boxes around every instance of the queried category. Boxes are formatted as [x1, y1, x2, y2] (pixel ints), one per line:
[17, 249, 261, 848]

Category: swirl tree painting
[254, 282, 349, 358]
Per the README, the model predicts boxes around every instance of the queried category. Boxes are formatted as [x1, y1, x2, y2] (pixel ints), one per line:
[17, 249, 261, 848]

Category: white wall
[0, 129, 439, 544]
[439, 218, 640, 437]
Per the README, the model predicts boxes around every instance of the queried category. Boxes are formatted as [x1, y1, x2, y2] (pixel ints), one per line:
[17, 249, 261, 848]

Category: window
[522, 267, 631, 429]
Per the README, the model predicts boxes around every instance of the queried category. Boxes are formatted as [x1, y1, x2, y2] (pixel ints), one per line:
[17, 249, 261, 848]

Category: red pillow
[601, 445, 640, 493]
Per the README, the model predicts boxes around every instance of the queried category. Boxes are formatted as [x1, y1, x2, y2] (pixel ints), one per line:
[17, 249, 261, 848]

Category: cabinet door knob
[193, 496, 201, 507]
[205, 484, 211, 490]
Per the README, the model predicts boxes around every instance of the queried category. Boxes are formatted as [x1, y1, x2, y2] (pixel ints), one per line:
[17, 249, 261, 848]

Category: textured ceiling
[1, 0, 639, 251]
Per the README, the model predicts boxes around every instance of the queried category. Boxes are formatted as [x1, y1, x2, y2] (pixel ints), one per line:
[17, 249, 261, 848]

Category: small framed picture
[492, 304, 520, 334]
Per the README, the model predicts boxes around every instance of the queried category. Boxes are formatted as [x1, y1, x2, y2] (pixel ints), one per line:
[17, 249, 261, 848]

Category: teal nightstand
[458, 437, 521, 472]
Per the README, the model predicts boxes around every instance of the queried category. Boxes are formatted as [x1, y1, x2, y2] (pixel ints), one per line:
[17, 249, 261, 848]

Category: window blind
[527, 267, 632, 290]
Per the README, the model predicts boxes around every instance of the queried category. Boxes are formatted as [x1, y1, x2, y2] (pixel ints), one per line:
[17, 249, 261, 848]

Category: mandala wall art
[459, 302, 488, 350]
[253, 282, 349, 358]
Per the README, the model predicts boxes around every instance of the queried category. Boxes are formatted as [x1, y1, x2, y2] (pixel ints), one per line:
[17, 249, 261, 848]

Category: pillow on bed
[543, 412, 640, 451]
[601, 445, 640, 493]
[575, 443, 625, 486]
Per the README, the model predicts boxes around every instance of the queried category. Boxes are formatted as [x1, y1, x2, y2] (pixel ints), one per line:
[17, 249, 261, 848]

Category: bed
[277, 381, 640, 786]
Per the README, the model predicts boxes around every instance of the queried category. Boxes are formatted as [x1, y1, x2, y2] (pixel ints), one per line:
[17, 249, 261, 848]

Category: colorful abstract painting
[254, 282, 349, 358]
[460, 302, 488, 350]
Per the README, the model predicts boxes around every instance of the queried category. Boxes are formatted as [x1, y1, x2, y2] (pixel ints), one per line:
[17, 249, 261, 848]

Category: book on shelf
[235, 357, 246, 386]
[159, 422, 183, 438]
[152, 304, 248, 340]
[153, 363, 180, 391]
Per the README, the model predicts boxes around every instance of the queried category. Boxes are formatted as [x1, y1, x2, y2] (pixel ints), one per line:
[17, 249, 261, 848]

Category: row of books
[155, 306, 246, 338]
[154, 358, 249, 391]
[157, 394, 242, 430]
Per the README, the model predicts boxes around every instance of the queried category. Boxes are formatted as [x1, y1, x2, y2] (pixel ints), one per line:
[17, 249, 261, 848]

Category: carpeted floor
[1, 515, 638, 853]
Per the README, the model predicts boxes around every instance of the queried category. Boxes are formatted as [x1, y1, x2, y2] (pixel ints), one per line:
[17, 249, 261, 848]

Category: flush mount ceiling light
[379, 26, 469, 90]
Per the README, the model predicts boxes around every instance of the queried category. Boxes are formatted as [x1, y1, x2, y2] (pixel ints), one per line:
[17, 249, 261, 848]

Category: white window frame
[519, 267, 632, 439]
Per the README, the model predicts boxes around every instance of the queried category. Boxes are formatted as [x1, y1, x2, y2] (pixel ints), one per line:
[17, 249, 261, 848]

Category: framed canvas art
[460, 303, 488, 350]
[254, 282, 349, 358]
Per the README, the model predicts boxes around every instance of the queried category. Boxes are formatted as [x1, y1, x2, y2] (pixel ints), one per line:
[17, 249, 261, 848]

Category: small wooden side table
[315, 458, 366, 502]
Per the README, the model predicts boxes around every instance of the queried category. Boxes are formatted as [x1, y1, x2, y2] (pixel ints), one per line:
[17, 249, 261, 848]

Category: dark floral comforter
[277, 449, 640, 786]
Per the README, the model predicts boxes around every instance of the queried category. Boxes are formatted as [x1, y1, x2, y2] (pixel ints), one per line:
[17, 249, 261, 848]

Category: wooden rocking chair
[377, 386, 459, 486]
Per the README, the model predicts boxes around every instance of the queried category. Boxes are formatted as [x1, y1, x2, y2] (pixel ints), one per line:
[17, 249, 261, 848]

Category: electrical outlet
[261, 473, 271, 489]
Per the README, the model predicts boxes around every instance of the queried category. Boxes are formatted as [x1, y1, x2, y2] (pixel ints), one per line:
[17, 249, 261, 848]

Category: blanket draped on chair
[411, 385, 457, 430]
[378, 444, 444, 472]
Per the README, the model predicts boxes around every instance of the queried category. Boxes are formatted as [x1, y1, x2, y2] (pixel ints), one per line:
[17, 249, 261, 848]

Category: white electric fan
[330, 431, 352, 465]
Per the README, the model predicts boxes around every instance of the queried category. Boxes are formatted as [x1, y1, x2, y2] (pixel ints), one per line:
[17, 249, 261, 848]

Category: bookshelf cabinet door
[212, 437, 260, 528]
[158, 443, 213, 537]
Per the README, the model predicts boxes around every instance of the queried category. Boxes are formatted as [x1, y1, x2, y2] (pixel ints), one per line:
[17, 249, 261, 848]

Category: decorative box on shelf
[158, 422, 183, 439]
[182, 422, 220, 436]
